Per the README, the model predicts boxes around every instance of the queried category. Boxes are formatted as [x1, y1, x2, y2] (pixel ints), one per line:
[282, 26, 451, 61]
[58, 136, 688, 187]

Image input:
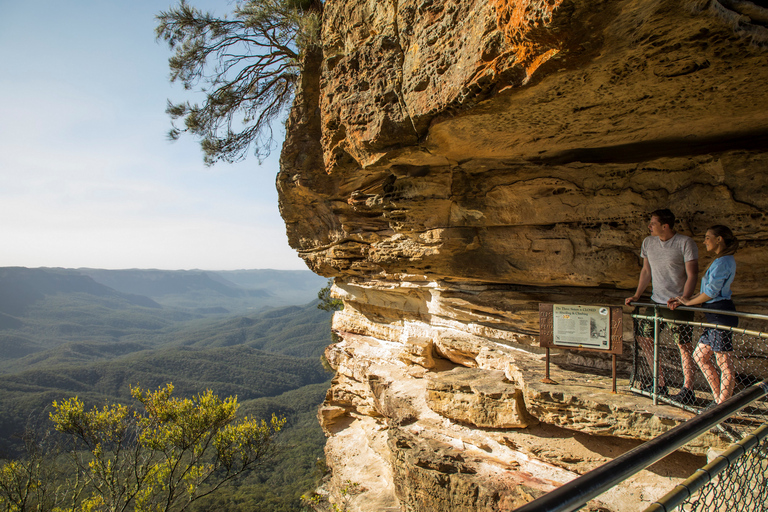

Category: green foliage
[155, 0, 323, 165]
[0, 346, 328, 447]
[43, 384, 286, 512]
[0, 383, 329, 512]
[0, 458, 43, 512]
[190, 383, 330, 512]
[0, 269, 336, 511]
[0, 432, 69, 512]
[301, 480, 361, 512]
[316, 281, 343, 313]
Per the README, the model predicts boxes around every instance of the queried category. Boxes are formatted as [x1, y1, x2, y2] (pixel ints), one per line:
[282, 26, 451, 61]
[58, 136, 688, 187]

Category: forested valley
[0, 267, 334, 512]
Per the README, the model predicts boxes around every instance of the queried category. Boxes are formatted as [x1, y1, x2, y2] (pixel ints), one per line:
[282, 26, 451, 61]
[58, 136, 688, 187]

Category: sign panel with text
[553, 304, 610, 350]
[539, 304, 622, 355]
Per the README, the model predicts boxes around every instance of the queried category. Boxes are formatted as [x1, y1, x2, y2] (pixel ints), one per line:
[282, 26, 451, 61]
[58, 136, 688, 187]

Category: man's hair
[650, 208, 675, 229]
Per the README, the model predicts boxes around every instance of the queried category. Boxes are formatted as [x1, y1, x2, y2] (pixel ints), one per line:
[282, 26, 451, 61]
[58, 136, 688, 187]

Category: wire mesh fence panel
[513, 303, 767, 512]
[673, 432, 768, 512]
[630, 305, 768, 439]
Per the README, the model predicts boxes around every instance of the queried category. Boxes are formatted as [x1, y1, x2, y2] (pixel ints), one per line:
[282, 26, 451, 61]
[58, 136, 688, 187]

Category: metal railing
[629, 302, 768, 438]
[511, 381, 768, 512]
[511, 302, 768, 512]
[627, 301, 768, 512]
[645, 422, 768, 511]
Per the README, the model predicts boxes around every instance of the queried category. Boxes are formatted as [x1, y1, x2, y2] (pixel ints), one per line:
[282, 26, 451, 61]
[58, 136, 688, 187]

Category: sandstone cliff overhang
[278, 0, 768, 510]
[280, 0, 768, 294]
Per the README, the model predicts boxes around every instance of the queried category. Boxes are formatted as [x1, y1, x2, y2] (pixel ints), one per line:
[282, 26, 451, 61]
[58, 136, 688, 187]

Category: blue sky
[0, 0, 307, 270]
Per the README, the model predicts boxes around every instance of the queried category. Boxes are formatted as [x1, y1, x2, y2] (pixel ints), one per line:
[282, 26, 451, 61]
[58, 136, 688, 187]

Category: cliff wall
[278, 0, 768, 510]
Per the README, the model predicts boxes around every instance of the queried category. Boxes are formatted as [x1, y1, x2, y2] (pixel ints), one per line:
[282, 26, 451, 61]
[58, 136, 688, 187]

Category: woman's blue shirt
[701, 255, 736, 302]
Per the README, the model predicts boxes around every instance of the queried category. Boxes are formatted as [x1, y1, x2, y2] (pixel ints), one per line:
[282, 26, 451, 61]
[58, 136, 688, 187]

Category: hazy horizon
[0, 0, 306, 271]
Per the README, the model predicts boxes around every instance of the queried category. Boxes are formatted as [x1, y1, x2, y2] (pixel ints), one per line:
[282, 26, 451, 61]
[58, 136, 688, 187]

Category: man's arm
[683, 259, 698, 299]
[625, 258, 651, 306]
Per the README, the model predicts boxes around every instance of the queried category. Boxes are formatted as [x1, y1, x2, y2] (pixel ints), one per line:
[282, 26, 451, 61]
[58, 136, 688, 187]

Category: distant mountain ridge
[0, 266, 330, 367]
[0, 267, 327, 315]
[77, 268, 327, 310]
[0, 267, 161, 317]
[77, 269, 268, 299]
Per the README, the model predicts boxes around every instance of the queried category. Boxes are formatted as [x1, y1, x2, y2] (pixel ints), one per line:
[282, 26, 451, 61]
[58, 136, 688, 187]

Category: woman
[668, 225, 739, 404]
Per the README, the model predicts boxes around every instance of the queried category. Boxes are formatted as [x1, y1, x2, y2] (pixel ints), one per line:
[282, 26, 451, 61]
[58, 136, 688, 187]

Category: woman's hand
[667, 296, 687, 310]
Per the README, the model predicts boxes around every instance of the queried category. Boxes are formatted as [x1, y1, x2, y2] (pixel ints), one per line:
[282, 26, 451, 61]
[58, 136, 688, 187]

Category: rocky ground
[318, 309, 718, 511]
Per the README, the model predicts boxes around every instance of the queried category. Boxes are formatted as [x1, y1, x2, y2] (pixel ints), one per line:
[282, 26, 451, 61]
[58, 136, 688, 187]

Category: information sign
[538, 303, 623, 391]
[552, 304, 610, 350]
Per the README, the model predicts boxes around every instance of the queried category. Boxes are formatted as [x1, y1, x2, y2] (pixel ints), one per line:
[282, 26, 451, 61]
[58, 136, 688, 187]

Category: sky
[0, 0, 308, 271]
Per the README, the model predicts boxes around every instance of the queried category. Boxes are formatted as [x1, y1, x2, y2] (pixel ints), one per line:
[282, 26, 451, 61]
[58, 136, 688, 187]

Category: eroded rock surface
[278, 0, 768, 510]
[317, 332, 716, 511]
[426, 367, 536, 429]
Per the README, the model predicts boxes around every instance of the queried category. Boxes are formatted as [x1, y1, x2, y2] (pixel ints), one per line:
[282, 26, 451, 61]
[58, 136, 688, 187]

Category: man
[625, 209, 699, 404]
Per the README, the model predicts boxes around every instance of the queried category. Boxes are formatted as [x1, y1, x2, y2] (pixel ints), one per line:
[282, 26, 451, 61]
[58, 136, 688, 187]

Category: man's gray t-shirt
[640, 233, 698, 303]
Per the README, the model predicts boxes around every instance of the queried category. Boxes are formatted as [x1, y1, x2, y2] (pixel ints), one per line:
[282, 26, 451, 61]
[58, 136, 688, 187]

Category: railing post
[653, 305, 660, 405]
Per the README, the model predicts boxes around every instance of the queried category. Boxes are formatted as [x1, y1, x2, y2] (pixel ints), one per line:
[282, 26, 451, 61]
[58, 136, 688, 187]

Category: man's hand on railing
[625, 295, 639, 306]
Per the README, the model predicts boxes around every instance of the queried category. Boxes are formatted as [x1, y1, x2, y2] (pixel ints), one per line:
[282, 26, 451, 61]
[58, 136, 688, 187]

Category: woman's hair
[709, 225, 739, 256]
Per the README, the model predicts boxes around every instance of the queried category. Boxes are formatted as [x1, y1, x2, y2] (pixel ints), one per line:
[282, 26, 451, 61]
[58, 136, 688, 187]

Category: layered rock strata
[278, 0, 768, 510]
[319, 329, 715, 511]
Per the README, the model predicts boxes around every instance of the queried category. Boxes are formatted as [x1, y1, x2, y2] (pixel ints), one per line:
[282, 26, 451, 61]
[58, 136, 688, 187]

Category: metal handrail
[628, 300, 768, 405]
[631, 314, 768, 340]
[511, 380, 768, 512]
[630, 300, 768, 322]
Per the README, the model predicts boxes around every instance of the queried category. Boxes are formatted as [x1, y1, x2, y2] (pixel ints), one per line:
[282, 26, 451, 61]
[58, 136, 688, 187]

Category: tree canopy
[156, 0, 323, 165]
[0, 384, 285, 512]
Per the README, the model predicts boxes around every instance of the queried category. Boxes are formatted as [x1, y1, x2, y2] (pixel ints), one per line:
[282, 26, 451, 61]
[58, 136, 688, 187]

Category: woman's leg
[694, 343, 719, 401]
[715, 352, 736, 403]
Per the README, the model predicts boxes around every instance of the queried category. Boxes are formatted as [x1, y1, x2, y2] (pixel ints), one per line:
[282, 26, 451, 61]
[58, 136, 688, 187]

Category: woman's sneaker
[671, 387, 695, 405]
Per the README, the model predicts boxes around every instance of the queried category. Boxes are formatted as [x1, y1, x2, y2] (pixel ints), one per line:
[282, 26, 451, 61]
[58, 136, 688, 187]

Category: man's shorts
[699, 328, 733, 352]
[637, 304, 694, 345]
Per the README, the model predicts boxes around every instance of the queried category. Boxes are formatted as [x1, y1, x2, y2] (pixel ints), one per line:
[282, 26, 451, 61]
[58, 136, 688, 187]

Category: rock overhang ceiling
[280, 0, 768, 297]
